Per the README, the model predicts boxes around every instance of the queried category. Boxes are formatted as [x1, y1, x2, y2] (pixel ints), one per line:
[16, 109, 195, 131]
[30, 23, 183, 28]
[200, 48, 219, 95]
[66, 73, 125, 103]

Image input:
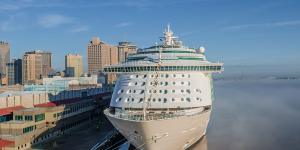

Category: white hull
[105, 110, 211, 150]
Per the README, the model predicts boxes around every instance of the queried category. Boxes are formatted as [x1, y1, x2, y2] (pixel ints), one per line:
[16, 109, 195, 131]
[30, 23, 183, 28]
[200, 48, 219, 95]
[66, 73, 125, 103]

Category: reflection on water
[199, 79, 300, 150]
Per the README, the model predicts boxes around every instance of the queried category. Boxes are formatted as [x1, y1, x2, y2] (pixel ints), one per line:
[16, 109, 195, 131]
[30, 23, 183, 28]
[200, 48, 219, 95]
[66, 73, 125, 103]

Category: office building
[118, 41, 137, 63]
[0, 41, 10, 77]
[6, 59, 22, 85]
[65, 54, 83, 77]
[22, 53, 42, 84]
[24, 51, 52, 77]
[87, 37, 118, 84]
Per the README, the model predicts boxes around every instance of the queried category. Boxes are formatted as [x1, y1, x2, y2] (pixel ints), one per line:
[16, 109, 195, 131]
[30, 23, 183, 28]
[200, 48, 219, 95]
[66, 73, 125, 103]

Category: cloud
[70, 25, 89, 33]
[37, 14, 73, 28]
[114, 22, 133, 28]
[0, 13, 30, 32]
[223, 20, 300, 31]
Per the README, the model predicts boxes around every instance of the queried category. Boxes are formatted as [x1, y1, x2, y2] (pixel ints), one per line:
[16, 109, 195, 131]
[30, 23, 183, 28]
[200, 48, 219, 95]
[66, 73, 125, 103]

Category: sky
[0, 0, 299, 71]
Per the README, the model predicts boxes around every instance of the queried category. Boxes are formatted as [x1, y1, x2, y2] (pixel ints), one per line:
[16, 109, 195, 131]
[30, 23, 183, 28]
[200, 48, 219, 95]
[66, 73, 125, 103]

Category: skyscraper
[6, 59, 22, 85]
[65, 54, 83, 77]
[22, 52, 43, 84]
[87, 37, 118, 83]
[0, 41, 10, 76]
[118, 41, 137, 63]
[24, 50, 52, 77]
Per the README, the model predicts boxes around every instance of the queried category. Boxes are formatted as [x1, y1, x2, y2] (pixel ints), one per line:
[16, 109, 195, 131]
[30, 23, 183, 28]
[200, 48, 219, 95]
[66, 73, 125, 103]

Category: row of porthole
[149, 81, 191, 86]
[118, 89, 202, 95]
[116, 97, 202, 103]
[130, 74, 191, 79]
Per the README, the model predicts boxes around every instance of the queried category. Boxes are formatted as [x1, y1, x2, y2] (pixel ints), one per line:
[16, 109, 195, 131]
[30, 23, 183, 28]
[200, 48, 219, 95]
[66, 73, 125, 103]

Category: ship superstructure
[104, 25, 223, 150]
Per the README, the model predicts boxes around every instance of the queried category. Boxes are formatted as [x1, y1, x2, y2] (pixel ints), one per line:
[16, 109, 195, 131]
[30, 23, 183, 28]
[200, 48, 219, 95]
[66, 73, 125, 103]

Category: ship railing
[104, 108, 209, 121]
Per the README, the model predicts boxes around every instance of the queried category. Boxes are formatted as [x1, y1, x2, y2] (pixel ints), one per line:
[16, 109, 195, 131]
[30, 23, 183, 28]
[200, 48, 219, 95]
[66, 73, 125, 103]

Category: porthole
[139, 98, 143, 103]
[163, 98, 167, 103]
[186, 98, 191, 102]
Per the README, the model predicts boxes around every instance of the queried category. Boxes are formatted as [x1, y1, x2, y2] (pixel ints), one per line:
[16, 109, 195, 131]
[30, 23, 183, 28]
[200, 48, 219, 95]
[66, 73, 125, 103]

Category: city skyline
[0, 0, 300, 71]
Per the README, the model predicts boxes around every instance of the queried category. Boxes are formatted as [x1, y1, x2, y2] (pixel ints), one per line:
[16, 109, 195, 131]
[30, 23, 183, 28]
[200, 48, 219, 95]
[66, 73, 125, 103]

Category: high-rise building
[24, 50, 52, 77]
[118, 41, 137, 63]
[22, 52, 43, 84]
[0, 41, 10, 76]
[87, 37, 118, 83]
[65, 54, 83, 77]
[6, 59, 22, 85]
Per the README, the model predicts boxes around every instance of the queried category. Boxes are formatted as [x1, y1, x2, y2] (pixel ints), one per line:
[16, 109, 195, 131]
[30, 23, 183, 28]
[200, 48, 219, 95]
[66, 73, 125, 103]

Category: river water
[189, 79, 300, 150]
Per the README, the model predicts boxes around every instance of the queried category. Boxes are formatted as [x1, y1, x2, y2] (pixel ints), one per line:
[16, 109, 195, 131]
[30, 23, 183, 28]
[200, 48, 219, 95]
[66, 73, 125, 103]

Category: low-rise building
[0, 76, 111, 150]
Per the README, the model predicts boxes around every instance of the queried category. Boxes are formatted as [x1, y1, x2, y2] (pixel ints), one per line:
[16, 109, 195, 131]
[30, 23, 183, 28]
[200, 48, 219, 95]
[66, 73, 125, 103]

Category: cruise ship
[104, 25, 223, 150]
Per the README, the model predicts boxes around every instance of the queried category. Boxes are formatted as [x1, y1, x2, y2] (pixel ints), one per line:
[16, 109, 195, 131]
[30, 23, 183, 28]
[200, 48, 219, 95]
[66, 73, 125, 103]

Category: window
[173, 82, 176, 85]
[186, 89, 191, 94]
[165, 82, 168, 86]
[158, 98, 162, 102]
[15, 115, 23, 121]
[23, 126, 34, 133]
[35, 114, 45, 122]
[166, 74, 169, 78]
[53, 114, 56, 118]
[25, 115, 33, 121]
[172, 90, 175, 93]
[172, 98, 175, 101]
[181, 82, 184, 85]
[164, 90, 168, 94]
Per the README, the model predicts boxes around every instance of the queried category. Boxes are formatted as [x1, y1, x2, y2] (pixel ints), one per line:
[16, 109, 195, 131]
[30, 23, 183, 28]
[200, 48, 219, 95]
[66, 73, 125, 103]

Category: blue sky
[0, 0, 299, 71]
